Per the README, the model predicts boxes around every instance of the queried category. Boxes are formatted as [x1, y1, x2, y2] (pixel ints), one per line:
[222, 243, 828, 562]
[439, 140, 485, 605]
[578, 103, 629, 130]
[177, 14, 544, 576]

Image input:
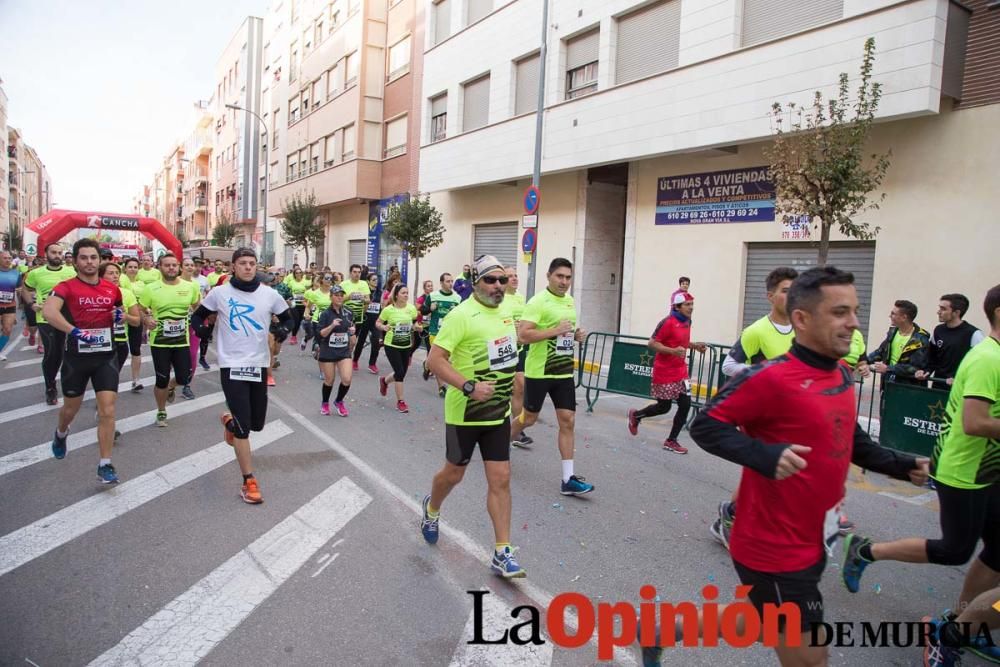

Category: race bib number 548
[488, 335, 517, 370]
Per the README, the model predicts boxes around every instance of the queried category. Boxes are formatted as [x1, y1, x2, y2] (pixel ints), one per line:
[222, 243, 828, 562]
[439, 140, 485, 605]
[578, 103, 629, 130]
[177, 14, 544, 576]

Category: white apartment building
[415, 0, 999, 346]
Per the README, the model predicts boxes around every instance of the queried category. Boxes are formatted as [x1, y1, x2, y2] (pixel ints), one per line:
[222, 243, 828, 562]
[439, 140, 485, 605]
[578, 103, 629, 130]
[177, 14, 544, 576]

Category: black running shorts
[732, 556, 826, 633]
[61, 352, 120, 397]
[152, 346, 191, 389]
[523, 376, 576, 413]
[0, 305, 16, 316]
[220, 367, 269, 439]
[446, 419, 511, 466]
[516, 345, 529, 373]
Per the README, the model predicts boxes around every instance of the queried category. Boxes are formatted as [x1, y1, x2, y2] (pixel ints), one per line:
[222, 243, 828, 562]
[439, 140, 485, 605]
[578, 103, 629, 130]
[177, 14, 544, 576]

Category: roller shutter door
[349, 239, 367, 268]
[742, 0, 843, 47]
[566, 29, 599, 71]
[473, 222, 517, 269]
[742, 242, 875, 334]
[615, 0, 681, 84]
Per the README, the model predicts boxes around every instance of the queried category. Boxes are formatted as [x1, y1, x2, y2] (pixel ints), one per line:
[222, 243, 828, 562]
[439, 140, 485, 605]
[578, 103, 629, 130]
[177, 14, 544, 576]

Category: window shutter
[431, 94, 447, 117]
[615, 0, 680, 84]
[462, 75, 490, 132]
[742, 0, 843, 47]
[386, 116, 407, 153]
[434, 0, 451, 44]
[473, 222, 518, 269]
[566, 29, 599, 71]
[514, 53, 540, 116]
[466, 0, 492, 26]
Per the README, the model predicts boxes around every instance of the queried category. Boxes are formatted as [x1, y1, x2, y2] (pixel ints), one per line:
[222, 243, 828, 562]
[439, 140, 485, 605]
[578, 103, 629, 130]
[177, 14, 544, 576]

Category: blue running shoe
[51, 431, 67, 459]
[420, 494, 439, 545]
[97, 463, 119, 484]
[841, 533, 872, 593]
[491, 546, 526, 579]
[923, 616, 962, 667]
[561, 475, 594, 496]
[967, 633, 1000, 664]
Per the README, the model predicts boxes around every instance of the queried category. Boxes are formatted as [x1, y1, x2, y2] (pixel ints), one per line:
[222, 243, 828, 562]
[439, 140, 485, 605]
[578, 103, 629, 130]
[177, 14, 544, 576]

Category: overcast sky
[1, 0, 269, 213]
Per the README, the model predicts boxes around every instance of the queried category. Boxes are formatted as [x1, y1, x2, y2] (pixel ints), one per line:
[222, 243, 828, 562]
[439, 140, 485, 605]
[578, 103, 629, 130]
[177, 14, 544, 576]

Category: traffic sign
[521, 215, 537, 229]
[521, 229, 536, 253]
[523, 185, 540, 215]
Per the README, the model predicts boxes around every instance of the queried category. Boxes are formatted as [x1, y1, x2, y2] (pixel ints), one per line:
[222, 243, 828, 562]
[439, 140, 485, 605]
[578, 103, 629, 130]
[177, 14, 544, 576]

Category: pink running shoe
[320, 402, 331, 416]
[334, 401, 349, 417]
[368, 364, 379, 374]
[396, 400, 409, 413]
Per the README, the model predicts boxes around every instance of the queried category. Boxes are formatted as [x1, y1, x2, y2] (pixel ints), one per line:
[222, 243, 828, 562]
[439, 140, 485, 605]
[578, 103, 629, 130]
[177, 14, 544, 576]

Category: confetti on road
[570, 575, 580, 582]
[873, 583, 882, 595]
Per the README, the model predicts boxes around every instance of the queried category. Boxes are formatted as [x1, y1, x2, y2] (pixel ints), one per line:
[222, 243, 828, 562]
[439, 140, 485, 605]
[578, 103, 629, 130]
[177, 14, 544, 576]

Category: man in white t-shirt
[191, 248, 292, 505]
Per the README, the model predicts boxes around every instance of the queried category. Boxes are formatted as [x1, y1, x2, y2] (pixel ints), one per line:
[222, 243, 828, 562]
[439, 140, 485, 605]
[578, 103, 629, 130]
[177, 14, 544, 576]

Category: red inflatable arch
[26, 209, 182, 260]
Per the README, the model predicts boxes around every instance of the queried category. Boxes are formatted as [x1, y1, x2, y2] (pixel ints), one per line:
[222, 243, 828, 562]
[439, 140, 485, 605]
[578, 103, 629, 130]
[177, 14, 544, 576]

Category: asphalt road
[0, 328, 988, 666]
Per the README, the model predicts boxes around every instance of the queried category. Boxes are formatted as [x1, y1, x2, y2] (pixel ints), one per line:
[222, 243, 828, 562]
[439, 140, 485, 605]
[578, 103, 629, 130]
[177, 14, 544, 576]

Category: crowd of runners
[1, 241, 996, 666]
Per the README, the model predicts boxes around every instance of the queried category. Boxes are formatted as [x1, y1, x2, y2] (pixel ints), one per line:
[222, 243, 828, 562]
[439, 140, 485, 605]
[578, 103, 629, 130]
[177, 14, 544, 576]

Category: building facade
[412, 0, 998, 345]
[7, 126, 52, 252]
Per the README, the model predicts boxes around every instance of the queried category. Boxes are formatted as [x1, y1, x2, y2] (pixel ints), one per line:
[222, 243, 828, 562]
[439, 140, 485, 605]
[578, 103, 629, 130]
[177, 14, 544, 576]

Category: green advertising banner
[606, 341, 654, 397]
[879, 381, 950, 457]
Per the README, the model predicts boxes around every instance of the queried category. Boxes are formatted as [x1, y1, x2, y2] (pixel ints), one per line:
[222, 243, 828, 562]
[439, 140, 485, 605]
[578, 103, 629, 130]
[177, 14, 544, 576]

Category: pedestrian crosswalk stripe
[88, 476, 372, 666]
[0, 358, 153, 391]
[3, 354, 152, 371]
[0, 419, 293, 578]
[0, 375, 156, 426]
[452, 588, 554, 666]
[0, 391, 227, 478]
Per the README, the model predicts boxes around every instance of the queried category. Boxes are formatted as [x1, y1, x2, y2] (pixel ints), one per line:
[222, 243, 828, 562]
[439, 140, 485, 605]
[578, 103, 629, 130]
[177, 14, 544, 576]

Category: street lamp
[226, 103, 269, 264]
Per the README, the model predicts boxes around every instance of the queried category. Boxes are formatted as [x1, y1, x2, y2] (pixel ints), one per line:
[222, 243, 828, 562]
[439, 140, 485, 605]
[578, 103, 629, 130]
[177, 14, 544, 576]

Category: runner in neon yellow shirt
[376, 284, 421, 413]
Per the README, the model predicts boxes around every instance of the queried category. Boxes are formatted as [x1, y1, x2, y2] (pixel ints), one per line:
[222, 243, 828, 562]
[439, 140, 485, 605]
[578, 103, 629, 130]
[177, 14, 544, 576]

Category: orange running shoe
[220, 412, 235, 446]
[267, 373, 276, 387]
[241, 477, 263, 504]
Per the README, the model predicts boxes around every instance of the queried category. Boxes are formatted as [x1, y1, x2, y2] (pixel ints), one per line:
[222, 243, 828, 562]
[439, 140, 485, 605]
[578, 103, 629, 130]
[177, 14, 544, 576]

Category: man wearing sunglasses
[420, 255, 526, 578]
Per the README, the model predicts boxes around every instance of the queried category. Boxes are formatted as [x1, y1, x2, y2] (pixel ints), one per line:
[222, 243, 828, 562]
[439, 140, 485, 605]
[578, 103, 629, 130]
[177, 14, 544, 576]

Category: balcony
[193, 169, 209, 184]
[6, 146, 15, 159]
[419, 0, 961, 192]
[195, 196, 208, 210]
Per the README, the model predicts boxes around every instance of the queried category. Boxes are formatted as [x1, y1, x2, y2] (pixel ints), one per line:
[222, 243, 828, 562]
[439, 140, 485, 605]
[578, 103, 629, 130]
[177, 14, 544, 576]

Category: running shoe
[289, 335, 298, 345]
[167, 386, 176, 404]
[131, 382, 144, 393]
[560, 475, 594, 496]
[838, 515, 855, 536]
[181, 385, 195, 400]
[710, 501, 734, 550]
[420, 494, 439, 544]
[114, 430, 122, 443]
[422, 361, 431, 381]
[662, 439, 688, 454]
[438, 386, 447, 399]
[267, 374, 276, 387]
[0, 352, 7, 362]
[156, 411, 168, 428]
[368, 364, 379, 374]
[968, 631, 1000, 663]
[28, 331, 35, 346]
[51, 430, 68, 459]
[241, 477, 263, 504]
[352, 360, 359, 371]
[320, 402, 331, 416]
[45, 386, 58, 406]
[97, 463, 119, 484]
[397, 400, 409, 413]
[841, 534, 872, 593]
[628, 408, 639, 436]
[272, 359, 281, 369]
[379, 376, 388, 396]
[199, 357, 210, 370]
[923, 616, 962, 667]
[517, 431, 533, 445]
[637, 624, 665, 667]
[300, 339, 307, 351]
[491, 545, 526, 579]
[334, 401, 349, 417]
[220, 412, 235, 445]
[511, 435, 532, 449]
[37, 344, 44, 354]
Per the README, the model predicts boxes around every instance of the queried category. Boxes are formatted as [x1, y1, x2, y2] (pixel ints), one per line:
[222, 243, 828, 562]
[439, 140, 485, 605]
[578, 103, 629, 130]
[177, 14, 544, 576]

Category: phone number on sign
[664, 208, 760, 221]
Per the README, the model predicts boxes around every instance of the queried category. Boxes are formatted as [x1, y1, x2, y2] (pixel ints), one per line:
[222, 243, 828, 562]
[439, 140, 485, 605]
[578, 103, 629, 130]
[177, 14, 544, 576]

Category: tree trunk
[817, 221, 832, 267]
[303, 245, 310, 268]
[414, 256, 420, 297]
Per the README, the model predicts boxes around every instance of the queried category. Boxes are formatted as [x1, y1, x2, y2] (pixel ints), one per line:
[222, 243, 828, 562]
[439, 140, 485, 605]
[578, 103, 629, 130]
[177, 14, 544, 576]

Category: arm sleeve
[971, 330, 987, 347]
[722, 336, 748, 377]
[689, 370, 788, 478]
[189, 304, 214, 333]
[850, 423, 918, 479]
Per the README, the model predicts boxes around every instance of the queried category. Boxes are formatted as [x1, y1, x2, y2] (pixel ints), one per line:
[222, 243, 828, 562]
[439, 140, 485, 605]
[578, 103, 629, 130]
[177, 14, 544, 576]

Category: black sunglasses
[480, 275, 509, 285]
[323, 275, 334, 281]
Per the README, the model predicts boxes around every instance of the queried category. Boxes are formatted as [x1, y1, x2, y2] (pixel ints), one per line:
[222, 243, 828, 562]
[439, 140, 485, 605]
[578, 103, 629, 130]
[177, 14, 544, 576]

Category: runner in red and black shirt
[677, 267, 928, 665]
[42, 239, 124, 484]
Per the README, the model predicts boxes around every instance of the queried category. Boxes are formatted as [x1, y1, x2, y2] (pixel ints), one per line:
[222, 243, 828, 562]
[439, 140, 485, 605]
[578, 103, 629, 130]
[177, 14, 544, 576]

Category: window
[388, 36, 411, 79]
[301, 88, 310, 115]
[327, 63, 343, 98]
[289, 95, 300, 123]
[742, 0, 843, 47]
[313, 78, 324, 107]
[514, 52, 540, 116]
[342, 124, 355, 159]
[287, 156, 297, 181]
[304, 29, 312, 52]
[430, 94, 447, 142]
[347, 0, 359, 14]
[345, 51, 359, 86]
[565, 29, 599, 99]
[462, 74, 490, 132]
[434, 0, 450, 45]
[315, 20, 324, 44]
[615, 0, 680, 84]
[324, 133, 337, 166]
[299, 149, 307, 178]
[384, 115, 407, 157]
[466, 0, 491, 26]
[290, 42, 299, 81]
[310, 142, 320, 173]
[330, 3, 340, 31]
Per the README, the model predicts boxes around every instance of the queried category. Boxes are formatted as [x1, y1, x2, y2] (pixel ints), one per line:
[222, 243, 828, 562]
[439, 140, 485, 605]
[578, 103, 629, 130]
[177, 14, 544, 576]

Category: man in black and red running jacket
[689, 266, 929, 666]
[43, 238, 124, 485]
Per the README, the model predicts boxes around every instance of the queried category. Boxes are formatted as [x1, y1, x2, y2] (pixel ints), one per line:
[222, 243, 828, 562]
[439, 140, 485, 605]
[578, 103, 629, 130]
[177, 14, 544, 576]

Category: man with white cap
[420, 255, 526, 578]
[628, 291, 707, 453]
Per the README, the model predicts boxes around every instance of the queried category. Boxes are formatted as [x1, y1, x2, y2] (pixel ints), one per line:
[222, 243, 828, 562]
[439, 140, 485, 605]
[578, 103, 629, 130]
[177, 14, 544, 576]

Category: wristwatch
[462, 380, 476, 396]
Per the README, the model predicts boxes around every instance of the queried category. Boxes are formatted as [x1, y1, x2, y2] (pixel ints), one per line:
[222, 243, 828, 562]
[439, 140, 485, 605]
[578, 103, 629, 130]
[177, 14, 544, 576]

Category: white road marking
[0, 358, 152, 391]
[310, 551, 339, 577]
[316, 552, 331, 565]
[270, 396, 637, 666]
[0, 376, 156, 426]
[0, 420, 293, 578]
[452, 588, 554, 666]
[3, 354, 152, 371]
[0, 391, 227, 478]
[88, 476, 371, 666]
[0, 330, 26, 356]
[878, 491, 937, 506]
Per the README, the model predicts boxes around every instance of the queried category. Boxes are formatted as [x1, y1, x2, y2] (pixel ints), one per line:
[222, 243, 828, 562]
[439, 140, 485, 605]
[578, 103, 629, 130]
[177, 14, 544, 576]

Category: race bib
[162, 319, 186, 338]
[488, 335, 518, 370]
[394, 323, 412, 338]
[0, 290, 13, 304]
[293, 295, 304, 306]
[349, 293, 363, 302]
[328, 332, 348, 348]
[79, 328, 113, 353]
[230, 367, 262, 382]
[366, 302, 381, 314]
[555, 332, 575, 356]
